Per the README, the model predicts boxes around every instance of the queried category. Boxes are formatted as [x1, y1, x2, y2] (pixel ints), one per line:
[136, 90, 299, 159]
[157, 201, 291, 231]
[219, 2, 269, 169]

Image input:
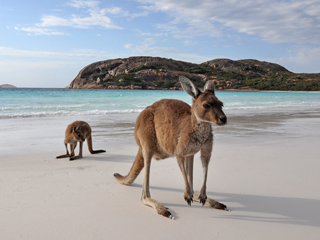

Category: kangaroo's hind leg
[140, 146, 172, 218]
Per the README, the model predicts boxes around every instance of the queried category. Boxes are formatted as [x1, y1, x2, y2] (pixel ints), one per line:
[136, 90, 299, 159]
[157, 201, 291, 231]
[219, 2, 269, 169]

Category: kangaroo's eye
[203, 104, 210, 109]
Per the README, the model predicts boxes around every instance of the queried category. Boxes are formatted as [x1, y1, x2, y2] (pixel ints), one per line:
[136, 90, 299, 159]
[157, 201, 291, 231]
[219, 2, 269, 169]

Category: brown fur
[114, 76, 227, 218]
[56, 121, 105, 161]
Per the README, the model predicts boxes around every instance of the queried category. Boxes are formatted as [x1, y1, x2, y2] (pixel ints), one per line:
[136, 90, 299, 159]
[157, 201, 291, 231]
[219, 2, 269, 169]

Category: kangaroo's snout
[219, 116, 227, 124]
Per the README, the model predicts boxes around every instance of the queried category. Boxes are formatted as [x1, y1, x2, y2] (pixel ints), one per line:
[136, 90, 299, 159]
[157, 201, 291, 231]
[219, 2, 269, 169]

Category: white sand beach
[1, 110, 320, 239]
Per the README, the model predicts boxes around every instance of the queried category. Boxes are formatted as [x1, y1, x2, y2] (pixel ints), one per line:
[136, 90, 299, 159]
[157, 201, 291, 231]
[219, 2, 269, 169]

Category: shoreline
[2, 87, 320, 92]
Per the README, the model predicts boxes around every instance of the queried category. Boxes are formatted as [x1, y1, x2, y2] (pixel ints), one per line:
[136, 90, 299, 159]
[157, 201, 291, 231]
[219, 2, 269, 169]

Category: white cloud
[125, 38, 217, 63]
[125, 38, 163, 54]
[37, 16, 72, 27]
[0, 46, 113, 59]
[14, 0, 151, 35]
[155, 17, 222, 40]
[272, 46, 320, 73]
[14, 27, 66, 36]
[15, 0, 131, 35]
[67, 0, 149, 19]
[36, 9, 122, 29]
[183, 40, 197, 46]
[133, 29, 168, 37]
[104, 7, 149, 18]
[138, 0, 320, 44]
[68, 0, 100, 9]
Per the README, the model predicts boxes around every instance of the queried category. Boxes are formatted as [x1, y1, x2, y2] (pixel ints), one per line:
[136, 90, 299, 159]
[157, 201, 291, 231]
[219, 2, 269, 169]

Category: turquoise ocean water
[1, 88, 320, 119]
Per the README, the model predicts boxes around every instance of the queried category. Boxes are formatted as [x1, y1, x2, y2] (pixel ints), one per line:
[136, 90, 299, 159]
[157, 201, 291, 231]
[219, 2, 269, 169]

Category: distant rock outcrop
[0, 84, 17, 88]
[203, 59, 289, 78]
[67, 56, 320, 91]
[67, 56, 203, 90]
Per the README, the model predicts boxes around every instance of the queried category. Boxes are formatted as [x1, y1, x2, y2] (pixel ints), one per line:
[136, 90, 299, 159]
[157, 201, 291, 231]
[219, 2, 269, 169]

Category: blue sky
[1, 0, 320, 87]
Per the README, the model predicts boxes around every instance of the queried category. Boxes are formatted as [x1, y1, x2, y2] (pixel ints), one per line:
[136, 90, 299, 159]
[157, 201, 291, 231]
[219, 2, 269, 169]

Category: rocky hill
[0, 84, 17, 88]
[67, 56, 320, 91]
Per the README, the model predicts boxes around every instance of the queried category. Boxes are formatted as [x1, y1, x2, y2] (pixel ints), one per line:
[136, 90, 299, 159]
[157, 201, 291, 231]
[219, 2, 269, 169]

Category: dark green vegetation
[183, 64, 320, 91]
[239, 72, 320, 91]
[100, 75, 177, 89]
[107, 74, 146, 88]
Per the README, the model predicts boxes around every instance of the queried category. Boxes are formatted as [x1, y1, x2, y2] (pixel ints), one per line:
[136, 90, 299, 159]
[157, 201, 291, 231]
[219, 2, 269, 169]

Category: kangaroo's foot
[91, 150, 106, 154]
[56, 154, 69, 159]
[193, 193, 228, 210]
[141, 196, 173, 219]
[69, 155, 82, 161]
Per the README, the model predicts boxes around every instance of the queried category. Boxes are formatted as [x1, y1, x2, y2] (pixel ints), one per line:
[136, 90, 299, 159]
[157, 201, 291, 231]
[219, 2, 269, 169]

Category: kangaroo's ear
[179, 76, 201, 99]
[72, 125, 77, 132]
[204, 80, 215, 94]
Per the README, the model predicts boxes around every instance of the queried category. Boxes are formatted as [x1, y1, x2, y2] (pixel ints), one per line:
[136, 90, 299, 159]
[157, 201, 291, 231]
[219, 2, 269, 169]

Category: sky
[1, 0, 320, 88]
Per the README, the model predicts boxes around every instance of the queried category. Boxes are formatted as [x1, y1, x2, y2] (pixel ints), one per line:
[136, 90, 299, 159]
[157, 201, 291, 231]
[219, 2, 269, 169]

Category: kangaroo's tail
[87, 135, 106, 154]
[114, 148, 144, 185]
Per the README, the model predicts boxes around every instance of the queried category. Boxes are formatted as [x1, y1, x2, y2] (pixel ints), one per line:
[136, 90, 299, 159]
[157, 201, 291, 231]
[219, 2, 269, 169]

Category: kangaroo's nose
[220, 116, 227, 124]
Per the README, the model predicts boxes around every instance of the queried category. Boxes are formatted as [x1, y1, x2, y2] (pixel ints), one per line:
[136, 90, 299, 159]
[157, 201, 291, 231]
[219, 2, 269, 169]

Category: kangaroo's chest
[190, 126, 212, 150]
[176, 123, 212, 156]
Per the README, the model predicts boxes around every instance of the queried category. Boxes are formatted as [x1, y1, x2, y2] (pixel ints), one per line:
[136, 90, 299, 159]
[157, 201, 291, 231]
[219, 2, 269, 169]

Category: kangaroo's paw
[198, 194, 207, 206]
[184, 193, 193, 206]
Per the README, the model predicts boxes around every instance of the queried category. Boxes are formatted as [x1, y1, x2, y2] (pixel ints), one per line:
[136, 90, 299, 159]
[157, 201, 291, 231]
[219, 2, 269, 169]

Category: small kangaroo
[114, 76, 227, 219]
[56, 121, 105, 161]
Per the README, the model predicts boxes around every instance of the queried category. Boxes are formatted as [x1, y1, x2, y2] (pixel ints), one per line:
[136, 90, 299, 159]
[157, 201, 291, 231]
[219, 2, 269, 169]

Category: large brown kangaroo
[56, 121, 105, 161]
[114, 76, 227, 219]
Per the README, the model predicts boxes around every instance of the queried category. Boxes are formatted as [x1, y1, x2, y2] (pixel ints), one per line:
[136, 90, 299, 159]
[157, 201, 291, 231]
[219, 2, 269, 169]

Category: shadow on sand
[128, 184, 320, 227]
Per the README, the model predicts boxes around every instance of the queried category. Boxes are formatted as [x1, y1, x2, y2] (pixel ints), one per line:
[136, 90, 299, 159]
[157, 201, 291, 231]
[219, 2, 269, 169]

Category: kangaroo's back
[65, 121, 91, 138]
[135, 99, 191, 158]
